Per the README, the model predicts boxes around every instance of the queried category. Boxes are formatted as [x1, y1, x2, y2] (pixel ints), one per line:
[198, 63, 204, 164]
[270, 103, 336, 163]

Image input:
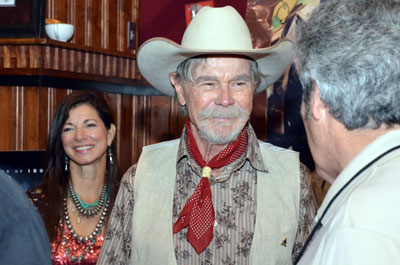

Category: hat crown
[181, 6, 253, 50]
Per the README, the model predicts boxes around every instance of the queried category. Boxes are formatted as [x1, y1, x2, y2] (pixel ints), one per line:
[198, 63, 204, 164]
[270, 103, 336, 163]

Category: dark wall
[139, 0, 248, 45]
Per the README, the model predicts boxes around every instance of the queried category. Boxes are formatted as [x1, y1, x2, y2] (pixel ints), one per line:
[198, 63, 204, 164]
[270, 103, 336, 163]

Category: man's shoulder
[257, 140, 299, 155]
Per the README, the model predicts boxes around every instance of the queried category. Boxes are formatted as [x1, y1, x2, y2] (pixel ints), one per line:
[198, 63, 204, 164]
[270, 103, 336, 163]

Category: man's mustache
[198, 106, 248, 120]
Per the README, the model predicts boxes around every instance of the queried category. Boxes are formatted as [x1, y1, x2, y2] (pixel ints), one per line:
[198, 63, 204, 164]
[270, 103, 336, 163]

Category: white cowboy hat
[137, 5, 293, 96]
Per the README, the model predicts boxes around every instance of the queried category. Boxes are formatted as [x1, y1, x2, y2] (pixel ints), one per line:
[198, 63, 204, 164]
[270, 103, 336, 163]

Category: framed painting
[0, 0, 46, 38]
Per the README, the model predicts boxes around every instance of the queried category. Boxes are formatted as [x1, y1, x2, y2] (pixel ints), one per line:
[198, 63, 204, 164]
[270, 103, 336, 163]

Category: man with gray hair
[294, 0, 400, 264]
[99, 5, 317, 265]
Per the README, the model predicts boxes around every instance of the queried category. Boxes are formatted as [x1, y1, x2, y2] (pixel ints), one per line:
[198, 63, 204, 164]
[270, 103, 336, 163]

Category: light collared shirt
[297, 129, 400, 265]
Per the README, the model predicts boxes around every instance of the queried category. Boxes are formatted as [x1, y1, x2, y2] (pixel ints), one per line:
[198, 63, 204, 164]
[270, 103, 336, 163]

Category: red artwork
[184, 1, 214, 26]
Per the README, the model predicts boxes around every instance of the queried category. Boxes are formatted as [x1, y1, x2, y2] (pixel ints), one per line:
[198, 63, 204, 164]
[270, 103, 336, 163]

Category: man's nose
[215, 86, 234, 107]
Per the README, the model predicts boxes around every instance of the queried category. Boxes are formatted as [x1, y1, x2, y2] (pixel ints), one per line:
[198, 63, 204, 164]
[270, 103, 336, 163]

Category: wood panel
[0, 87, 14, 150]
[46, 0, 138, 54]
[0, 42, 137, 88]
[0, 85, 185, 173]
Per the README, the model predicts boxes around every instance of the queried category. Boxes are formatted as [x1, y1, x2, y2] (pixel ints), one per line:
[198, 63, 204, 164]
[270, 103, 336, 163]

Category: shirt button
[214, 220, 218, 227]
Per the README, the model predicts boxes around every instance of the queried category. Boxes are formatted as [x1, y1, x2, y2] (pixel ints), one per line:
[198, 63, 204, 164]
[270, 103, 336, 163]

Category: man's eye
[232, 81, 249, 88]
[198, 82, 216, 89]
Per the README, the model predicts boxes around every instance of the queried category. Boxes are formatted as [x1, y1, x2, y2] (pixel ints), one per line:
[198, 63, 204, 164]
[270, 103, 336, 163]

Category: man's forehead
[193, 56, 251, 74]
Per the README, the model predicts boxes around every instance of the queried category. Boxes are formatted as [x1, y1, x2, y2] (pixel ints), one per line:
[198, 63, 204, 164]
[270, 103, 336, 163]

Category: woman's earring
[64, 155, 69, 172]
[108, 146, 113, 164]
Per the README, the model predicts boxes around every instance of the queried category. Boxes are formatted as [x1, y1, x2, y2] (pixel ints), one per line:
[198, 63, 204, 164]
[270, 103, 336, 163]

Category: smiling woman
[26, 90, 121, 265]
[62, 104, 115, 168]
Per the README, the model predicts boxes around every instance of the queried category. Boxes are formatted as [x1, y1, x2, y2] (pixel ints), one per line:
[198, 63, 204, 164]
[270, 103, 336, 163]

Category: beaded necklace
[62, 185, 110, 263]
[67, 182, 107, 217]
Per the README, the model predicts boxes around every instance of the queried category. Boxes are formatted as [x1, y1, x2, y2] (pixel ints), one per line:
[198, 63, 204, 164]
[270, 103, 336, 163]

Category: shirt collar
[317, 129, 400, 226]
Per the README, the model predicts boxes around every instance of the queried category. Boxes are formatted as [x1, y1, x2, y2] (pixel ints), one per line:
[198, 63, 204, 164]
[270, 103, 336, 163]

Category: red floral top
[27, 187, 104, 265]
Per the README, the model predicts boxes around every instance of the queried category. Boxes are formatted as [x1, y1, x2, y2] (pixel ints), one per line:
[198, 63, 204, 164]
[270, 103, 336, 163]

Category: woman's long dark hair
[41, 90, 120, 241]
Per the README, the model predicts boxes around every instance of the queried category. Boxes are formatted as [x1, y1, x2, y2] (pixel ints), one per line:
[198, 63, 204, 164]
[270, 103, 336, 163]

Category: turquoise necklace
[67, 182, 108, 217]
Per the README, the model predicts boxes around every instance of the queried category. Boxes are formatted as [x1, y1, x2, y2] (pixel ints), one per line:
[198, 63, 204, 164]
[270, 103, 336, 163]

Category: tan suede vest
[131, 139, 300, 265]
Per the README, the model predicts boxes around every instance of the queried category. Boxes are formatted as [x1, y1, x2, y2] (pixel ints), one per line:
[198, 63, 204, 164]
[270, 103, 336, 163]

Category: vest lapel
[249, 143, 300, 265]
[132, 139, 180, 265]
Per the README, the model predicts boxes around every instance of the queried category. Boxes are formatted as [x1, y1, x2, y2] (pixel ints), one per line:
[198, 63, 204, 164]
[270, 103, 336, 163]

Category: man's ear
[169, 73, 186, 105]
[311, 84, 328, 121]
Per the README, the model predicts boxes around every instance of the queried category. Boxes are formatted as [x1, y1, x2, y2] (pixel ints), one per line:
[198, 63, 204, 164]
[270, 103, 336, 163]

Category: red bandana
[173, 119, 248, 254]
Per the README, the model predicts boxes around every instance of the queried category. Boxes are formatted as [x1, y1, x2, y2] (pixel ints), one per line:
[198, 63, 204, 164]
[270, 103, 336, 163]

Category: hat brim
[137, 37, 293, 96]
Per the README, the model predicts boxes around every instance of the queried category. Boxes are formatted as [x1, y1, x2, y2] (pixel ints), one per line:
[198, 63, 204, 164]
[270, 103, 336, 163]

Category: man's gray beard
[197, 106, 249, 145]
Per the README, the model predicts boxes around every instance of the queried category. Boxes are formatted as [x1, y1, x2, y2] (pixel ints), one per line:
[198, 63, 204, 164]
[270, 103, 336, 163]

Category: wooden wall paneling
[2, 45, 11, 68]
[29, 46, 41, 69]
[0, 86, 14, 150]
[74, 50, 82, 73]
[14, 86, 22, 150]
[10, 45, 18, 68]
[83, 52, 89, 74]
[68, 49, 75, 73]
[105, 0, 119, 51]
[105, 93, 121, 156]
[38, 87, 51, 149]
[90, 0, 102, 49]
[119, 94, 135, 172]
[91, 53, 98, 75]
[43, 46, 51, 70]
[61, 48, 68, 72]
[101, 0, 109, 50]
[111, 56, 117, 77]
[52, 88, 69, 118]
[148, 96, 172, 144]
[17, 46, 27, 68]
[98, 54, 104, 76]
[54, 47, 61, 70]
[0, 46, 3, 67]
[72, 0, 86, 46]
[117, 0, 124, 53]
[118, 57, 125, 79]
[22, 87, 40, 150]
[130, 57, 136, 79]
[102, 54, 108, 76]
[130, 95, 145, 165]
[122, 0, 132, 54]
[49, 0, 69, 26]
[122, 58, 129, 79]
[46, 0, 139, 53]
[143, 96, 152, 146]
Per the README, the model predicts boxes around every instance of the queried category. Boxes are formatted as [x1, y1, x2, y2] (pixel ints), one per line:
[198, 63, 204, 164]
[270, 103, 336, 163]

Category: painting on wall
[246, 0, 330, 204]
[0, 0, 46, 38]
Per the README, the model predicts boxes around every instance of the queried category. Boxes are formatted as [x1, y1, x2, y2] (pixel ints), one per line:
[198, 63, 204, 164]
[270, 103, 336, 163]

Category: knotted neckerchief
[173, 119, 248, 254]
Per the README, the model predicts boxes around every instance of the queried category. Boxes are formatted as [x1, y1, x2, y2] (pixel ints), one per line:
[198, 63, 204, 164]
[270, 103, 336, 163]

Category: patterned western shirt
[98, 125, 317, 265]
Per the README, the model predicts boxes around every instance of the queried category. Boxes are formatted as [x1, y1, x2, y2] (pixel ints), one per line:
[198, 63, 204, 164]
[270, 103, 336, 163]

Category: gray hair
[295, 0, 400, 129]
[175, 55, 262, 90]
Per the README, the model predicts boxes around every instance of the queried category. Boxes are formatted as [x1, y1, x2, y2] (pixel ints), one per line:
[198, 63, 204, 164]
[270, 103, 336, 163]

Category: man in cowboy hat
[98, 6, 317, 265]
[293, 0, 400, 264]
